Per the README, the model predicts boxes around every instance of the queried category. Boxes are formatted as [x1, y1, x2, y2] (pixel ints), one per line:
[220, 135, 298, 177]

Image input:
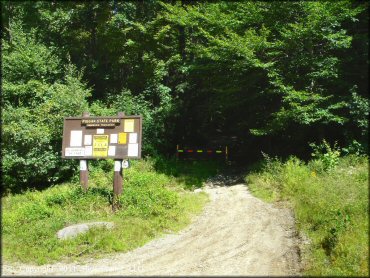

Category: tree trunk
[179, 25, 186, 60]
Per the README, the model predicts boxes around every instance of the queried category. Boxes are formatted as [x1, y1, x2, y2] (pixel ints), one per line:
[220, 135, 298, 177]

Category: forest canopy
[1, 1, 368, 192]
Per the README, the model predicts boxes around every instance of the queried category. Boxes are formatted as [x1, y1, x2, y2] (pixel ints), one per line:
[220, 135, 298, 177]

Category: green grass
[2, 158, 209, 265]
[246, 155, 369, 276]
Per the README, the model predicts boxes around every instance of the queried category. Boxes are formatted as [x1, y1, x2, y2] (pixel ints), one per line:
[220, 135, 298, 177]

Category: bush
[309, 139, 341, 171]
[246, 154, 369, 276]
[2, 22, 90, 194]
[341, 139, 366, 156]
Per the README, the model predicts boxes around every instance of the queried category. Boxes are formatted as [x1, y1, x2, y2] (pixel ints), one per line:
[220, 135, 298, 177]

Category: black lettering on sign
[81, 118, 120, 127]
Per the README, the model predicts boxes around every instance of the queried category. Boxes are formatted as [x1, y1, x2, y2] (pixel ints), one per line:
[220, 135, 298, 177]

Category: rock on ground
[3, 183, 301, 276]
[56, 222, 115, 240]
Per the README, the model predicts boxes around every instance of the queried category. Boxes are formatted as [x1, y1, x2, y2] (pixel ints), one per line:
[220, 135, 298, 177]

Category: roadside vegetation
[2, 159, 211, 265]
[246, 141, 369, 276]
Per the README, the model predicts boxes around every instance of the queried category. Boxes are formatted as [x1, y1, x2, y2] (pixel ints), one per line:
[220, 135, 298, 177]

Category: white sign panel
[84, 146, 93, 156]
[84, 135, 92, 145]
[80, 160, 87, 171]
[70, 130, 83, 147]
[97, 128, 104, 134]
[129, 133, 138, 143]
[128, 143, 139, 157]
[108, 146, 116, 156]
[114, 160, 121, 171]
[110, 134, 118, 144]
[65, 147, 85, 156]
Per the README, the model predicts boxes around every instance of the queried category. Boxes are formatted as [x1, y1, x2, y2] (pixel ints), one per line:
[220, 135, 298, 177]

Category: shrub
[309, 139, 341, 171]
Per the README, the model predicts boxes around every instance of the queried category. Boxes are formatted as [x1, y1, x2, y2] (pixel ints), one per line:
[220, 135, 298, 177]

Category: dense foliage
[1, 1, 368, 191]
[2, 21, 90, 191]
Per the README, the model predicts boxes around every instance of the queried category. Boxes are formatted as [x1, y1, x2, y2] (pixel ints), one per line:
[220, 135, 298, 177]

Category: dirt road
[3, 183, 301, 276]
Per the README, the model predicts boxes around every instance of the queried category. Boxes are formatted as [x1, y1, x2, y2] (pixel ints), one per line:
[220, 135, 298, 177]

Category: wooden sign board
[62, 115, 142, 159]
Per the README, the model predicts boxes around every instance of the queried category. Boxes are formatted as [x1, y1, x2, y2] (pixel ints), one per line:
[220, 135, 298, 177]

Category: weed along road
[3, 181, 301, 276]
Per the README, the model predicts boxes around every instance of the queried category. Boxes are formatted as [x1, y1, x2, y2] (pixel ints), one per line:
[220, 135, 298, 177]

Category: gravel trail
[2, 183, 301, 276]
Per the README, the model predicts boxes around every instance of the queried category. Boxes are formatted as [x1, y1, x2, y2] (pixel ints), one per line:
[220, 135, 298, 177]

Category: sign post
[62, 111, 142, 211]
[80, 112, 90, 191]
[113, 112, 125, 211]
[113, 160, 123, 211]
[79, 160, 88, 191]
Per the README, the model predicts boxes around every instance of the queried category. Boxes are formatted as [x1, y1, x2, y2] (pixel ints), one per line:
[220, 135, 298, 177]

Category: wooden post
[80, 160, 88, 191]
[113, 160, 123, 196]
[113, 112, 125, 211]
[80, 112, 90, 191]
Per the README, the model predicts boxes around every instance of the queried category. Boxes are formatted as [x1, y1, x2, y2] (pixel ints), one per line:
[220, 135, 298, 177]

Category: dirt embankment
[3, 181, 302, 276]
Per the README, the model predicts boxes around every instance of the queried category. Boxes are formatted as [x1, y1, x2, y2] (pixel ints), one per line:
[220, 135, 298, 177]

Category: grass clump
[246, 154, 368, 276]
[2, 158, 209, 265]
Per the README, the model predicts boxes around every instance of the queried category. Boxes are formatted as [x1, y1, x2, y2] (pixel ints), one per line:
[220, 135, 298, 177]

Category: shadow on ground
[153, 157, 249, 189]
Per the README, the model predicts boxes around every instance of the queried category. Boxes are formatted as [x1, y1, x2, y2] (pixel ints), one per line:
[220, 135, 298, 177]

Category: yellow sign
[124, 119, 135, 132]
[118, 132, 127, 144]
[93, 135, 108, 157]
